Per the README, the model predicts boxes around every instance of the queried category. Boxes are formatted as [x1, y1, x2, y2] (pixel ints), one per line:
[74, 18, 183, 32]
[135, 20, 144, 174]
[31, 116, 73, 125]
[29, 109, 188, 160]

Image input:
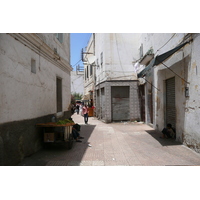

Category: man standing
[82, 104, 89, 124]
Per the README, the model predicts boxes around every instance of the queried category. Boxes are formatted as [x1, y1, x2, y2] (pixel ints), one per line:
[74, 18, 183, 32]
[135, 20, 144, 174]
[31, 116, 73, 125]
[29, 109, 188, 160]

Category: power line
[154, 33, 176, 55]
[72, 33, 92, 68]
[115, 33, 126, 78]
[141, 77, 160, 92]
[72, 59, 82, 68]
[160, 61, 190, 84]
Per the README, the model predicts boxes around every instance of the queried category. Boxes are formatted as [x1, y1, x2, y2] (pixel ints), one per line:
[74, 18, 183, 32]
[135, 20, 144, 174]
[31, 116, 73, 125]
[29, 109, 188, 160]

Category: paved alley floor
[18, 113, 200, 166]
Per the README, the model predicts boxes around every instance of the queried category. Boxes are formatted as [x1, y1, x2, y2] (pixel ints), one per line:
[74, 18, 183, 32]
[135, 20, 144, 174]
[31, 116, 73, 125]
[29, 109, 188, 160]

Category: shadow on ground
[18, 124, 96, 166]
[146, 129, 182, 146]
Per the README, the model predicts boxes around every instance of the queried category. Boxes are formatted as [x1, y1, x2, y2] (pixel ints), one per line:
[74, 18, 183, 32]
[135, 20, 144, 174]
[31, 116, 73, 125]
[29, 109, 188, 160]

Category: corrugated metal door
[139, 85, 145, 122]
[166, 77, 176, 128]
[111, 86, 129, 121]
[147, 85, 153, 124]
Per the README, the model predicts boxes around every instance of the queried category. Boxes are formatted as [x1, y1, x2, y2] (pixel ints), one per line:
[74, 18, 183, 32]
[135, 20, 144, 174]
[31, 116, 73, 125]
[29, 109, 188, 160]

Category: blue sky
[70, 33, 92, 71]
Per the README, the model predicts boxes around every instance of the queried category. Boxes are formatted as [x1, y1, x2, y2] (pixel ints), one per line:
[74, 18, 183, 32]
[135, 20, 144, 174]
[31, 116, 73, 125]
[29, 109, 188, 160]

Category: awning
[137, 41, 189, 78]
[82, 94, 90, 100]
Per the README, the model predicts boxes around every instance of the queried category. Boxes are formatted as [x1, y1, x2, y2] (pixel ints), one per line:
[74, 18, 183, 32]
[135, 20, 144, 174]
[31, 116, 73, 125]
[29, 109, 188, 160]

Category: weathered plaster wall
[156, 53, 190, 140]
[36, 33, 70, 64]
[183, 34, 200, 152]
[0, 33, 71, 165]
[95, 33, 140, 85]
[0, 34, 71, 124]
[140, 33, 190, 127]
[140, 33, 200, 152]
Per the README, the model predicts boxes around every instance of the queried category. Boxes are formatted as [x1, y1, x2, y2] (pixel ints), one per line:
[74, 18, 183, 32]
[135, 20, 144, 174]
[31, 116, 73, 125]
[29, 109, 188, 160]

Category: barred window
[55, 33, 63, 43]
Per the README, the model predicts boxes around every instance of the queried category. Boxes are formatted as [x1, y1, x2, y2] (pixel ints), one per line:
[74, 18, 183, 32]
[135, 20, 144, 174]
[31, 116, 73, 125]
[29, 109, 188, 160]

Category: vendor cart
[36, 122, 75, 149]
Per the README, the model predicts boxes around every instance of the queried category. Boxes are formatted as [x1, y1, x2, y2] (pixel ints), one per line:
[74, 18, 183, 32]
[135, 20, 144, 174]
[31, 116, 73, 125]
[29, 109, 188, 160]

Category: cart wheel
[67, 133, 74, 150]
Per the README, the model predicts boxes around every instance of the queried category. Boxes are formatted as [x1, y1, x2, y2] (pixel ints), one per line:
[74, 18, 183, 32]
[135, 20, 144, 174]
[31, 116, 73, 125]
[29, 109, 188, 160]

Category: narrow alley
[18, 114, 200, 166]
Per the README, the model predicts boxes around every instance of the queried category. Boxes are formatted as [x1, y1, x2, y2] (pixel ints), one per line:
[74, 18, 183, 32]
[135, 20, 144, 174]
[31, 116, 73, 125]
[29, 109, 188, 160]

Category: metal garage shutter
[111, 86, 129, 121]
[166, 77, 176, 128]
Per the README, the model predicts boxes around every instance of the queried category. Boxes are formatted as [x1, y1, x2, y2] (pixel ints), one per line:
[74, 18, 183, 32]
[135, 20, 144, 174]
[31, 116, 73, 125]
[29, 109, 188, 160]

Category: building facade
[71, 67, 84, 96]
[136, 33, 200, 153]
[84, 33, 141, 122]
[83, 33, 200, 153]
[82, 34, 95, 108]
[0, 33, 72, 165]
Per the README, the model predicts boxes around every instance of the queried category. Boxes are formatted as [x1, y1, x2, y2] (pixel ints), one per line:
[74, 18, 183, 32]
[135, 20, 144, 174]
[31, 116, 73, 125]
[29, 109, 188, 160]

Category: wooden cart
[36, 122, 75, 149]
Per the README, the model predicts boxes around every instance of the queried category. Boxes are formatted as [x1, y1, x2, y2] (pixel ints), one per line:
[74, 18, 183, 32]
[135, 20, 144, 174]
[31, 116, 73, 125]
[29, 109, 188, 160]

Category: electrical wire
[72, 59, 82, 68]
[115, 33, 126, 78]
[154, 33, 176, 55]
[160, 61, 190, 84]
[9, 33, 71, 73]
[141, 77, 160, 92]
[72, 33, 92, 69]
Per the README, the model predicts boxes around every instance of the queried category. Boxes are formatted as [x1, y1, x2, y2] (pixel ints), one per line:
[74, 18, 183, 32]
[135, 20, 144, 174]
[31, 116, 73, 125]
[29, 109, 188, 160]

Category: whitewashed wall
[84, 34, 95, 98]
[95, 33, 140, 85]
[0, 33, 71, 124]
[183, 34, 200, 152]
[139, 33, 200, 152]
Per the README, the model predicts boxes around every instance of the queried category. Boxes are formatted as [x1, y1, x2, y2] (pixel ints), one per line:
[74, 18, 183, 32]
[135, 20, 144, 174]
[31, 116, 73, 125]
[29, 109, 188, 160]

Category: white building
[82, 34, 95, 108]
[0, 33, 72, 165]
[84, 33, 141, 122]
[71, 68, 84, 96]
[136, 33, 200, 153]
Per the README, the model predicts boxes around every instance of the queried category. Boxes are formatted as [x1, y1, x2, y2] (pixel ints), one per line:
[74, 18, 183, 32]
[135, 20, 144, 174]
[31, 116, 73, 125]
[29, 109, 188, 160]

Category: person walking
[76, 104, 80, 114]
[82, 104, 89, 124]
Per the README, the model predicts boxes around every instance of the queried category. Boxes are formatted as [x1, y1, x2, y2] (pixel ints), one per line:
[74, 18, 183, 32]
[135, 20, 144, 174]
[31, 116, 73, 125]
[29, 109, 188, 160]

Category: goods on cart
[56, 119, 74, 125]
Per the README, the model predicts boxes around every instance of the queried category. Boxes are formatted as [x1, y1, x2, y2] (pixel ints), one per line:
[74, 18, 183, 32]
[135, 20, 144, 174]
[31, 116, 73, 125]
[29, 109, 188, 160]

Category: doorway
[165, 77, 176, 128]
[56, 77, 62, 112]
[139, 85, 145, 122]
[111, 86, 129, 121]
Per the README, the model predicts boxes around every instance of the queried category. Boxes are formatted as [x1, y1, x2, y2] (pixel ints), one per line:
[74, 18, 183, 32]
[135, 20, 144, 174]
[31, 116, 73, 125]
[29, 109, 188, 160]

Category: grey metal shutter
[111, 86, 129, 121]
[166, 77, 176, 128]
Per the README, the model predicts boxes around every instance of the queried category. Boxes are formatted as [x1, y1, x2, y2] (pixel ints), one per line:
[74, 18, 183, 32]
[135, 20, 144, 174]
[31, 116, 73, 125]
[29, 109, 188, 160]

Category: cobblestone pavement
[18, 113, 200, 166]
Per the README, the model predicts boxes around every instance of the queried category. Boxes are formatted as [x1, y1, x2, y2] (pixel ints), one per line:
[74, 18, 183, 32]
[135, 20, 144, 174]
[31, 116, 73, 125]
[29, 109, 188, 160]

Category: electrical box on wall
[185, 87, 189, 97]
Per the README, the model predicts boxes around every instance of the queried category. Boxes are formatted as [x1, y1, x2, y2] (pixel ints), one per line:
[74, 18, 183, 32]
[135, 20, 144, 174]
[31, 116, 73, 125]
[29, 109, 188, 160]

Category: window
[90, 64, 93, 76]
[101, 87, 104, 95]
[100, 52, 103, 67]
[31, 59, 36, 74]
[140, 43, 143, 58]
[86, 65, 89, 78]
[56, 77, 62, 112]
[55, 33, 63, 43]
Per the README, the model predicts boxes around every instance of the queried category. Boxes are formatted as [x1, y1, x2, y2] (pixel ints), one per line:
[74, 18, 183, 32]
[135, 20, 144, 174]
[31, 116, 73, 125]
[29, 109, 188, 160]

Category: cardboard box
[44, 132, 55, 142]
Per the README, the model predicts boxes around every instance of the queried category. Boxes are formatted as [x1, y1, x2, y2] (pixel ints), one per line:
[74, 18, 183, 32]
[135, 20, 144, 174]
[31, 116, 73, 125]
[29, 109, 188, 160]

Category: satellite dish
[87, 55, 96, 64]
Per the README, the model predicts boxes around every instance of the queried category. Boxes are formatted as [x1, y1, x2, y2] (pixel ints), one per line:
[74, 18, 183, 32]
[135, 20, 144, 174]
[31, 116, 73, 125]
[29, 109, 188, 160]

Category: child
[161, 124, 175, 139]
